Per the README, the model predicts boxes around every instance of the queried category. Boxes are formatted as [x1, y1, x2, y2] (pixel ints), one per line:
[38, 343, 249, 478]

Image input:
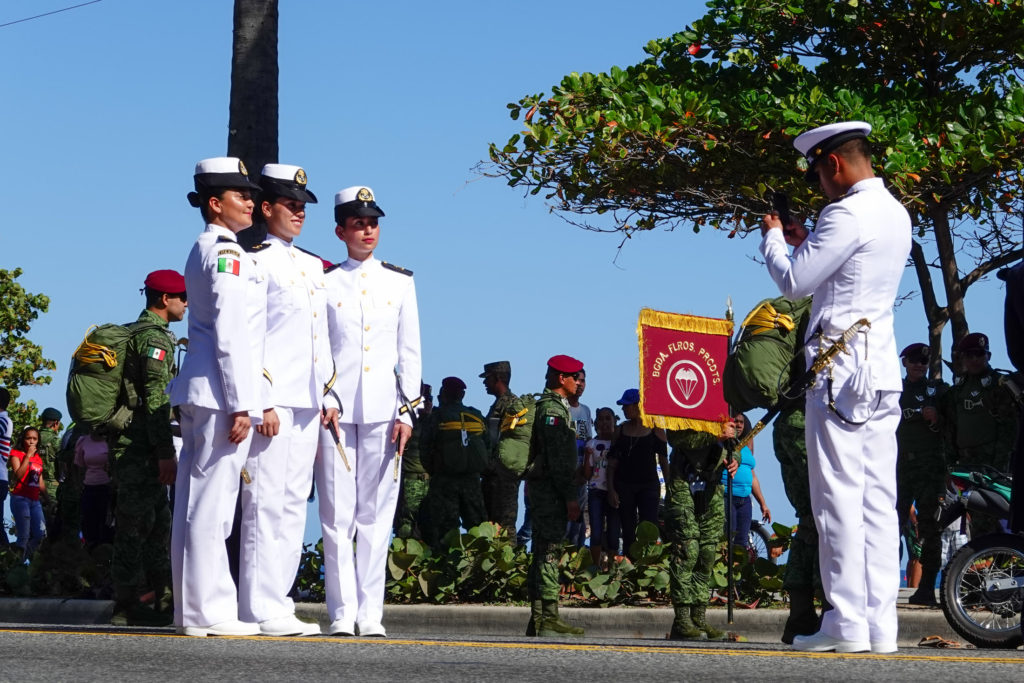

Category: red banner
[637, 309, 732, 436]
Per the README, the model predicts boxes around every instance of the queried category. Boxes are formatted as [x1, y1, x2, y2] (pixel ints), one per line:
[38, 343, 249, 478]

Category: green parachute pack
[495, 393, 547, 476]
[723, 296, 813, 412]
[424, 403, 491, 475]
[66, 321, 161, 435]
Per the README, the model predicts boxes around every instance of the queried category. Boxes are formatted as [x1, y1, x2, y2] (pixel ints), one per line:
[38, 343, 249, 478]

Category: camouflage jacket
[122, 309, 177, 460]
[942, 367, 1018, 456]
[897, 377, 948, 453]
[525, 389, 577, 500]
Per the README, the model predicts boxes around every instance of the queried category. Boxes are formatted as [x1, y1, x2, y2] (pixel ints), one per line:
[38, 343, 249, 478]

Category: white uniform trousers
[315, 421, 400, 631]
[238, 406, 319, 623]
[172, 405, 253, 628]
[805, 389, 902, 644]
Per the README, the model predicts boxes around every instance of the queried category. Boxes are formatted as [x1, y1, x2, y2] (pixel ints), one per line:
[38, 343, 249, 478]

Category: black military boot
[908, 566, 938, 606]
[525, 599, 543, 636]
[538, 600, 584, 636]
[781, 587, 819, 644]
[668, 604, 706, 641]
[691, 603, 726, 641]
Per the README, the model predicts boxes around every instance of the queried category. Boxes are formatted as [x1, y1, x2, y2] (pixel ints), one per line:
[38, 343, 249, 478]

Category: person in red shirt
[9, 427, 46, 558]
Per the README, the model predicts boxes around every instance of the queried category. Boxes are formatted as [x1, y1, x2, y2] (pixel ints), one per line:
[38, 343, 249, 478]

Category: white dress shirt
[323, 255, 421, 425]
[760, 177, 911, 393]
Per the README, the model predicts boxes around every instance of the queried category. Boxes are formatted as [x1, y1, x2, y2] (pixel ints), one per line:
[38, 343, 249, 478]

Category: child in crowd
[583, 407, 620, 569]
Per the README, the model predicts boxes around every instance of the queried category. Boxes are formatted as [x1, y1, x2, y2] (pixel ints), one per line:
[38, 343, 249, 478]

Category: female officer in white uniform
[237, 164, 339, 636]
[169, 157, 267, 637]
[316, 186, 421, 637]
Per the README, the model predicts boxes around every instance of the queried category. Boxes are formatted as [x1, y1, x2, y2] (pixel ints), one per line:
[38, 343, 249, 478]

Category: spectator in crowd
[722, 413, 771, 552]
[583, 406, 619, 569]
[9, 427, 46, 559]
[0, 387, 11, 548]
[566, 369, 593, 547]
[74, 432, 113, 549]
[607, 389, 667, 557]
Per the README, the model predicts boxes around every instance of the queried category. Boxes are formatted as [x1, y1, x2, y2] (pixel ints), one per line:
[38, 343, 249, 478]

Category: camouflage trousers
[394, 474, 430, 540]
[774, 407, 823, 591]
[526, 478, 568, 602]
[896, 448, 945, 574]
[663, 476, 723, 606]
[481, 462, 521, 535]
[110, 442, 171, 601]
[56, 475, 82, 542]
[426, 473, 486, 547]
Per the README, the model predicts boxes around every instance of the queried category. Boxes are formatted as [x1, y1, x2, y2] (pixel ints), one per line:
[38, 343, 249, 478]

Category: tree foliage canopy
[485, 0, 1024, 347]
[0, 269, 55, 429]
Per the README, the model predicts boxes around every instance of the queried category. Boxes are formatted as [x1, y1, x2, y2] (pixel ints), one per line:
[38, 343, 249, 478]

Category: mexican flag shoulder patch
[544, 416, 562, 427]
[217, 256, 240, 275]
[146, 347, 166, 361]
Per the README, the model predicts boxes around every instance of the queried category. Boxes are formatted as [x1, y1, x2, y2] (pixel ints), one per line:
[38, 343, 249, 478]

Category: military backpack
[495, 393, 547, 476]
[423, 404, 490, 475]
[65, 321, 162, 435]
[723, 296, 812, 412]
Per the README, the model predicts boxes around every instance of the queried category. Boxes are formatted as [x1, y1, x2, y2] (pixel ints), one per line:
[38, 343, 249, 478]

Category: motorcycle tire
[747, 522, 777, 565]
[939, 533, 1024, 649]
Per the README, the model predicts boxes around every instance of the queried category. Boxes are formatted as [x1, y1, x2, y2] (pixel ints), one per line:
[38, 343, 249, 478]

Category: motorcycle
[937, 466, 1022, 649]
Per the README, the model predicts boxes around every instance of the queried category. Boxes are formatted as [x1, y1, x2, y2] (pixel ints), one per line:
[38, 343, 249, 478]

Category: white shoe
[870, 641, 898, 654]
[357, 621, 386, 637]
[259, 615, 321, 637]
[792, 631, 869, 653]
[329, 619, 356, 636]
[180, 620, 260, 637]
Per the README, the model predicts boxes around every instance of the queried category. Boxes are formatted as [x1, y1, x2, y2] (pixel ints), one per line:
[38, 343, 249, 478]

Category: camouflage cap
[479, 360, 511, 378]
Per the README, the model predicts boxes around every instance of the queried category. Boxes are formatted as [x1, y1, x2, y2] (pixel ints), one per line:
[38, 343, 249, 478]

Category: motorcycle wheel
[939, 533, 1024, 649]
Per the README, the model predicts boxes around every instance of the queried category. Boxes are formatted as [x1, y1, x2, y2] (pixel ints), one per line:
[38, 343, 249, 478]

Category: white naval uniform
[238, 235, 334, 624]
[315, 254, 421, 634]
[168, 224, 268, 630]
[760, 177, 911, 646]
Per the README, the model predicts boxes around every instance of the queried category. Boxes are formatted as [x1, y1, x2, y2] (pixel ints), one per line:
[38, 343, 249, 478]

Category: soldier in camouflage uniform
[524, 355, 585, 637]
[480, 361, 521, 536]
[420, 377, 489, 547]
[895, 343, 949, 606]
[943, 333, 1018, 473]
[773, 405, 829, 643]
[393, 383, 432, 540]
[663, 423, 737, 641]
[110, 270, 186, 626]
[942, 332, 1019, 538]
[37, 407, 63, 532]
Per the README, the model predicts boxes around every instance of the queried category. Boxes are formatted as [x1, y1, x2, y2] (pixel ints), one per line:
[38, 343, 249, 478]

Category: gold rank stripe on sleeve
[381, 261, 413, 276]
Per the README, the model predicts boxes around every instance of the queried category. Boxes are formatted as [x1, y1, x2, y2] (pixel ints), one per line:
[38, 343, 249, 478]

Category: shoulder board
[293, 244, 323, 261]
[324, 262, 342, 274]
[245, 241, 271, 253]
[216, 236, 236, 243]
[826, 188, 863, 206]
[382, 261, 413, 277]
[292, 245, 334, 272]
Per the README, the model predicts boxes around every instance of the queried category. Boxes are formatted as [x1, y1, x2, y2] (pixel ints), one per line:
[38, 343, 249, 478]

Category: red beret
[956, 332, 990, 354]
[900, 343, 929, 360]
[547, 354, 584, 374]
[144, 269, 186, 294]
[440, 376, 466, 392]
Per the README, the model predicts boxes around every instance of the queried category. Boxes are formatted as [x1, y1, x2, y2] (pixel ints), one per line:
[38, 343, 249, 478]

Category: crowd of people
[0, 120, 1019, 649]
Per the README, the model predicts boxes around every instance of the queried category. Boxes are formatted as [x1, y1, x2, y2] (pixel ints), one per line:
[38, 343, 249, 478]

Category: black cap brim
[260, 177, 318, 203]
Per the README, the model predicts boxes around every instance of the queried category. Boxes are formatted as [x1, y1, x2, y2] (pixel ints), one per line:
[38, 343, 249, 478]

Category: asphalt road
[3, 626, 1022, 682]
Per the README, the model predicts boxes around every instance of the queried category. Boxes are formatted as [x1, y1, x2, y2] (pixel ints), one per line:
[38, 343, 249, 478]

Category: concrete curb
[0, 597, 956, 646]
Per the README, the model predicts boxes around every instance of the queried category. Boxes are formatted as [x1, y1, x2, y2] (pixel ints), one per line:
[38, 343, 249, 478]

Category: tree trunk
[229, 0, 279, 246]
[928, 206, 969, 344]
[909, 240, 949, 379]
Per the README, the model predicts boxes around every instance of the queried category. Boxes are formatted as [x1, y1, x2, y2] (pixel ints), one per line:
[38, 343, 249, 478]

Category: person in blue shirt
[722, 413, 771, 552]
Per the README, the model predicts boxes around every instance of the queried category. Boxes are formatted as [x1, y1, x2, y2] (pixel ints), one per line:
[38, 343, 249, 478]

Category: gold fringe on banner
[636, 308, 733, 438]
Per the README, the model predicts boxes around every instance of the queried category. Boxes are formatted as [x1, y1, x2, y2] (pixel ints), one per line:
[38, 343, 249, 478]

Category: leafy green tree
[0, 269, 55, 429]
[486, 0, 1024, 367]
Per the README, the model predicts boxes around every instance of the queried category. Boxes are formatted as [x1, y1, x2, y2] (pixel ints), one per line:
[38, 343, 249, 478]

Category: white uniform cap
[259, 163, 317, 203]
[189, 156, 260, 206]
[793, 121, 872, 178]
[334, 185, 385, 223]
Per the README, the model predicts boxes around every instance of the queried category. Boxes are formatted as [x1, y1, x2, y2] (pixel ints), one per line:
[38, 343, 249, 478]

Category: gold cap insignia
[357, 187, 374, 202]
[295, 168, 307, 186]
[238, 160, 249, 176]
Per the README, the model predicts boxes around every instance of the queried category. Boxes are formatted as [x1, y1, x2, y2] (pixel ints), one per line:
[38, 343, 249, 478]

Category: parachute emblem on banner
[674, 366, 699, 400]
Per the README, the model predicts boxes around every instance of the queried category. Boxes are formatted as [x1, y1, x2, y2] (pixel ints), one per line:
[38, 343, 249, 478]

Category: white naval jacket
[323, 255, 421, 425]
[253, 235, 334, 410]
[168, 224, 268, 417]
[760, 177, 911, 393]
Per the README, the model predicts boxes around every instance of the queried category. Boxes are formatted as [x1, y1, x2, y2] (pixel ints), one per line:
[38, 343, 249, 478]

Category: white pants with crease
[806, 387, 901, 644]
[315, 421, 399, 630]
[172, 405, 252, 629]
[238, 406, 319, 623]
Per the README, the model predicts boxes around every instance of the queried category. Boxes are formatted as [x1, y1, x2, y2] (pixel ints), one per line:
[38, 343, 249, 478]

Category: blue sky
[0, 0, 1012, 543]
